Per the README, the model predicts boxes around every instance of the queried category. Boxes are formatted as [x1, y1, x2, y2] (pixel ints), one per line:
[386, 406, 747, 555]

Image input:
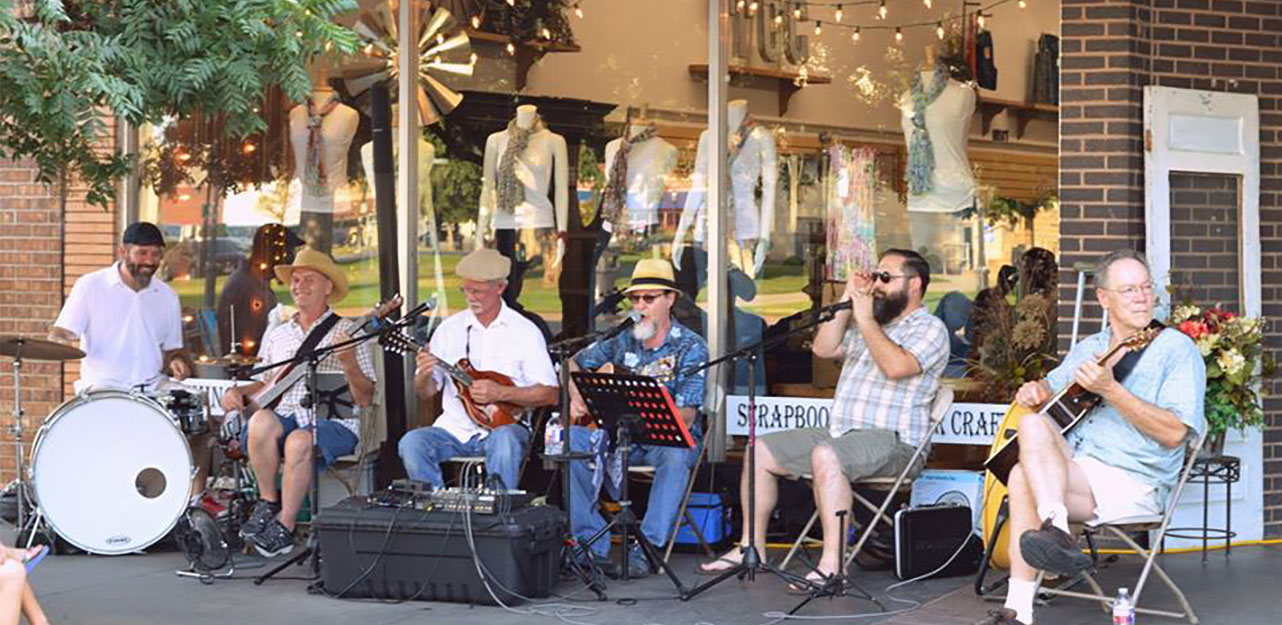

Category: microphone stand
[251, 326, 385, 586]
[544, 338, 609, 600]
[681, 303, 873, 604]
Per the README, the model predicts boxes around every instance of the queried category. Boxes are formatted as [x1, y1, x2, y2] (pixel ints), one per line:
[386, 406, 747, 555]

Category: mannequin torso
[289, 90, 359, 210]
[899, 72, 977, 213]
[603, 127, 677, 229]
[478, 105, 570, 235]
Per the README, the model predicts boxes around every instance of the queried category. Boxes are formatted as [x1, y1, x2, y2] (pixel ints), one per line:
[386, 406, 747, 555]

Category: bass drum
[30, 390, 193, 555]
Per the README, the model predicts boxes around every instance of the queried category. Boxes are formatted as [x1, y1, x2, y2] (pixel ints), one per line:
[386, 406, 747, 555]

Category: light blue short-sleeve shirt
[1046, 326, 1206, 504]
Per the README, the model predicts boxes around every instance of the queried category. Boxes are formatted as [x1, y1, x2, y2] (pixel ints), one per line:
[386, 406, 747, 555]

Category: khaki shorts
[1075, 456, 1161, 525]
[762, 428, 923, 481]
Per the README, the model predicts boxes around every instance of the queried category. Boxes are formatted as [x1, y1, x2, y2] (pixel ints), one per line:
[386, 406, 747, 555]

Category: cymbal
[0, 336, 85, 361]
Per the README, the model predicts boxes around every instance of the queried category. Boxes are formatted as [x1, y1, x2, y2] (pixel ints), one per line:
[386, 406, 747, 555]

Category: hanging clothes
[975, 29, 998, 91]
[1033, 33, 1059, 105]
[826, 145, 879, 281]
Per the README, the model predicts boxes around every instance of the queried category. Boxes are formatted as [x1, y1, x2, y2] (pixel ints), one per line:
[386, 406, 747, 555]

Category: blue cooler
[675, 493, 731, 546]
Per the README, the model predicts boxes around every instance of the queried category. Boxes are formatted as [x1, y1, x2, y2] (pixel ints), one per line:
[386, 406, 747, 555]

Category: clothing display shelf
[464, 28, 582, 91]
[688, 64, 833, 116]
[975, 95, 1058, 139]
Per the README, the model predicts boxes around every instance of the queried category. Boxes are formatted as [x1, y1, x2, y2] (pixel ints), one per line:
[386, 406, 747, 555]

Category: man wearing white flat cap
[399, 248, 559, 491]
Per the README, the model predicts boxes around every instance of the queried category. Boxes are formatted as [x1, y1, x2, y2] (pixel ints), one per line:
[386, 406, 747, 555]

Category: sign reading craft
[724, 396, 1008, 446]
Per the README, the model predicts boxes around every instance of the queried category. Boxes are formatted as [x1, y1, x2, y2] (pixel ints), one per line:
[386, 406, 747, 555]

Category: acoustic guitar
[382, 328, 525, 431]
[980, 322, 1162, 569]
[247, 296, 402, 411]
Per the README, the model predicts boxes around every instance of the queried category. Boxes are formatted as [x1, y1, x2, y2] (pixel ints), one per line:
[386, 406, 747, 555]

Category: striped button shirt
[254, 309, 378, 438]
[829, 307, 949, 446]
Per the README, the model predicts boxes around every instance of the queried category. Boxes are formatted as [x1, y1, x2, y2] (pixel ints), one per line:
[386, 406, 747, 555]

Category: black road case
[315, 496, 565, 605]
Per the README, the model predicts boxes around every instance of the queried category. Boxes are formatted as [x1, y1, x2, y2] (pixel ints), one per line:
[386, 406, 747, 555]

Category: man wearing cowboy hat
[565, 258, 709, 578]
[219, 247, 377, 557]
[399, 248, 559, 492]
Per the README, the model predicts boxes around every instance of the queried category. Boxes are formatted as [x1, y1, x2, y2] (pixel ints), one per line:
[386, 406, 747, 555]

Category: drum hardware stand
[6, 340, 47, 551]
[543, 338, 608, 600]
[251, 323, 386, 586]
[681, 307, 849, 602]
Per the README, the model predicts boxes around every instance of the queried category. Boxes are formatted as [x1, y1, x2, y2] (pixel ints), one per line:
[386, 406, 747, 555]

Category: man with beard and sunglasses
[700, 249, 948, 588]
[564, 258, 709, 579]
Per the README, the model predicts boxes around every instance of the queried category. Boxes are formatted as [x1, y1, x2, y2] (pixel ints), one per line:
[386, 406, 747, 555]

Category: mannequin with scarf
[288, 64, 359, 254]
[673, 100, 778, 279]
[899, 47, 977, 256]
[477, 104, 570, 295]
[601, 115, 677, 236]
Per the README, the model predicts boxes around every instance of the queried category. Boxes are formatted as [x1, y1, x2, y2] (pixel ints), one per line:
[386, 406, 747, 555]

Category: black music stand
[570, 371, 692, 593]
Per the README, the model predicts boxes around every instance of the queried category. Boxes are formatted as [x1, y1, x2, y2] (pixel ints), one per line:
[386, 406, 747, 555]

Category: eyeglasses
[627, 293, 665, 304]
[1100, 282, 1154, 299]
[872, 271, 911, 284]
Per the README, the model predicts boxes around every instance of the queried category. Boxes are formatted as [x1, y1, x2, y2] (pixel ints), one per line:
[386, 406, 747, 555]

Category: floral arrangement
[967, 292, 1059, 403]
[1169, 302, 1274, 435]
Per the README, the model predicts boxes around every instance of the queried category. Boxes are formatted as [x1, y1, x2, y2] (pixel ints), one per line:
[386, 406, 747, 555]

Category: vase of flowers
[1168, 302, 1274, 457]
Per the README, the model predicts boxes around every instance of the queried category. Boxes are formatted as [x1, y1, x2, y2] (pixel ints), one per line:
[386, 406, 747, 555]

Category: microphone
[360, 295, 436, 336]
[597, 310, 642, 343]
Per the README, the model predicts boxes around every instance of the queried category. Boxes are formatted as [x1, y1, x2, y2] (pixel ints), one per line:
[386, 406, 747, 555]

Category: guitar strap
[1109, 320, 1166, 384]
[297, 311, 344, 364]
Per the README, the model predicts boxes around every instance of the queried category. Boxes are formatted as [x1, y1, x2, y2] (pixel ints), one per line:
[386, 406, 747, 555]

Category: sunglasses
[627, 293, 666, 304]
[871, 271, 911, 283]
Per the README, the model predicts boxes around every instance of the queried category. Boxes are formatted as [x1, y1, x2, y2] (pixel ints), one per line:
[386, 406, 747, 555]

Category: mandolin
[382, 328, 525, 431]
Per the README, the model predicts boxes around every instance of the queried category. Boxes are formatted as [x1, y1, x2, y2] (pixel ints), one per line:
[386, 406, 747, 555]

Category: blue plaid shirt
[574, 320, 709, 408]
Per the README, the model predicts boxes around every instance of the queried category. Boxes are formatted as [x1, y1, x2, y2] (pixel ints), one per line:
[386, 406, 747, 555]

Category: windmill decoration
[343, 1, 475, 126]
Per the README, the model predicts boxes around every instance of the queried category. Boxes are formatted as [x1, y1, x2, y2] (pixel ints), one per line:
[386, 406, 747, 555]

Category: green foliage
[0, 0, 133, 207]
[577, 144, 604, 225]
[979, 193, 1058, 229]
[425, 129, 482, 227]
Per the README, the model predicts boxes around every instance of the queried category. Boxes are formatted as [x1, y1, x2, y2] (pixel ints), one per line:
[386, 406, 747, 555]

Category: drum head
[31, 391, 193, 555]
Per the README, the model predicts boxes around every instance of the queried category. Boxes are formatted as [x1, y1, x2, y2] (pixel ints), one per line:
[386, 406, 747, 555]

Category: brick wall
[0, 164, 65, 479]
[1061, 0, 1282, 536]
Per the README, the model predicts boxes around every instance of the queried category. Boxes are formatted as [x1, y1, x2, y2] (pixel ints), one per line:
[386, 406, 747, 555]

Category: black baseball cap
[122, 222, 165, 247]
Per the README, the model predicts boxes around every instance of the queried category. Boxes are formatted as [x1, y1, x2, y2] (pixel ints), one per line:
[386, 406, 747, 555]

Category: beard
[631, 319, 658, 341]
[125, 259, 157, 288]
[873, 289, 909, 325]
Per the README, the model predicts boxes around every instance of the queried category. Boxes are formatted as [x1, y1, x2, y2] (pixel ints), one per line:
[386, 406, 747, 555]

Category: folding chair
[324, 353, 388, 498]
[1035, 428, 1207, 624]
[443, 407, 553, 490]
[780, 386, 954, 570]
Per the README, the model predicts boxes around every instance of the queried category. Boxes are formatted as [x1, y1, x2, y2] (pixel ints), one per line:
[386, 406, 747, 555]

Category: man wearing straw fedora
[565, 258, 709, 579]
[219, 247, 377, 557]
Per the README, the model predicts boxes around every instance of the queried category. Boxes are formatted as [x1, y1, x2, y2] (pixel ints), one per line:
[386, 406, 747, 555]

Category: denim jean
[397, 424, 530, 490]
[567, 424, 701, 557]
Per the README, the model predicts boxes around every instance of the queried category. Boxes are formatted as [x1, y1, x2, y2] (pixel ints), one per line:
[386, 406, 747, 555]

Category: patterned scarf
[304, 94, 340, 196]
[907, 63, 950, 196]
[729, 114, 757, 164]
[600, 124, 658, 225]
[497, 115, 543, 214]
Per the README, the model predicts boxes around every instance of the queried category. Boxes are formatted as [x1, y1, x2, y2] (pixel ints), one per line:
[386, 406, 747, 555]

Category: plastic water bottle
[1112, 587, 1135, 624]
[544, 414, 563, 456]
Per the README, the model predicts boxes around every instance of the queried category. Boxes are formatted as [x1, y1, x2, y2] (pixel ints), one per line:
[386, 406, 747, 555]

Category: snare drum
[29, 390, 193, 555]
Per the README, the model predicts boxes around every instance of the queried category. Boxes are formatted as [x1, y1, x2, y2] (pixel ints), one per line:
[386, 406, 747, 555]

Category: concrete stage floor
[16, 535, 1282, 625]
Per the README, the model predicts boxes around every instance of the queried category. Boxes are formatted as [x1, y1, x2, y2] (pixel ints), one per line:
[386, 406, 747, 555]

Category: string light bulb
[924, 0, 932, 8]
[895, 27, 903, 43]
[242, 141, 256, 154]
[471, 15, 481, 29]
[748, 1, 759, 16]
[505, 41, 516, 55]
[879, 0, 887, 20]
[506, 0, 514, 6]
[574, 3, 583, 19]
[835, 4, 843, 22]
[977, 12, 986, 28]
[541, 26, 551, 39]
[936, 22, 945, 39]
[851, 26, 861, 42]
[1018, 0, 1026, 7]
[774, 13, 783, 27]
[736, 0, 746, 11]
[793, 3, 802, 20]
[814, 21, 822, 35]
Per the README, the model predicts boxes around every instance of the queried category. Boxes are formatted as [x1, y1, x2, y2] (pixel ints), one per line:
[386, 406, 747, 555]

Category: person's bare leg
[0, 560, 25, 625]
[189, 431, 215, 499]
[19, 580, 47, 625]
[810, 444, 852, 577]
[1006, 464, 1039, 583]
[1015, 413, 1072, 528]
[247, 410, 284, 502]
[701, 441, 788, 572]
[278, 429, 314, 531]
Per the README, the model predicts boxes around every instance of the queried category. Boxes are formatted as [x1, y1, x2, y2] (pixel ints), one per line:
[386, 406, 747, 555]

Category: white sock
[1004, 578, 1037, 624]
[1037, 502, 1070, 534]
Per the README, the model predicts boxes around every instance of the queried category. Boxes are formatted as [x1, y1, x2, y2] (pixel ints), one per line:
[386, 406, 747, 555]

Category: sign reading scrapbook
[724, 396, 1007, 446]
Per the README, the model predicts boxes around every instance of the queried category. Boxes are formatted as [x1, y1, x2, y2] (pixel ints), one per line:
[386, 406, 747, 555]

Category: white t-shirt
[425, 303, 558, 443]
[899, 77, 977, 213]
[54, 263, 184, 392]
[480, 128, 566, 230]
[686, 125, 777, 242]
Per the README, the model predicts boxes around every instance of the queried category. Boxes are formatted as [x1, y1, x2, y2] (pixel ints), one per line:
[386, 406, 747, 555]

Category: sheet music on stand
[570, 371, 694, 449]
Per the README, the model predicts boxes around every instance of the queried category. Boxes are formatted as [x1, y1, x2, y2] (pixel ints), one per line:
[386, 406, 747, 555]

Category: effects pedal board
[369, 480, 536, 515]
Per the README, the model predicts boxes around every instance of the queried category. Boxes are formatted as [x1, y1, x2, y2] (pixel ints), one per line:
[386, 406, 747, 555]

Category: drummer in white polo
[47, 222, 215, 504]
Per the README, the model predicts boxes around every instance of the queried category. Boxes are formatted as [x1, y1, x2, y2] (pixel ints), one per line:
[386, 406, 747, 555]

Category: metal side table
[1163, 455, 1240, 562]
